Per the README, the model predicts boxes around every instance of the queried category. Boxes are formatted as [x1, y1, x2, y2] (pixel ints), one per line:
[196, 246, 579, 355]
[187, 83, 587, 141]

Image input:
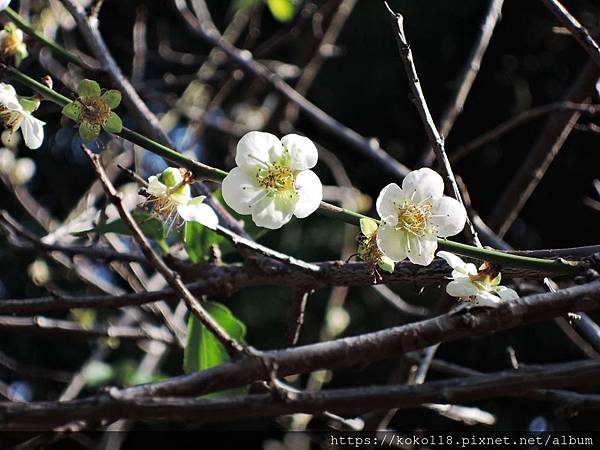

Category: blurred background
[1, 0, 600, 444]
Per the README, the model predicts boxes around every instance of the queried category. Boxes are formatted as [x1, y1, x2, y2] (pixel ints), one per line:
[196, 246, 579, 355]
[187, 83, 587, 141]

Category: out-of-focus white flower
[375, 168, 466, 266]
[0, 83, 44, 149]
[28, 259, 50, 285]
[0, 147, 15, 173]
[9, 157, 35, 185]
[438, 251, 519, 306]
[0, 1, 11, 12]
[222, 131, 323, 229]
[0, 22, 28, 65]
[144, 167, 218, 230]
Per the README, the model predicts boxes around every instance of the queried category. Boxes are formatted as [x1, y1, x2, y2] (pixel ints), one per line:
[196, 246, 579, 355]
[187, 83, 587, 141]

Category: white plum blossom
[0, 83, 44, 149]
[438, 251, 519, 306]
[144, 167, 218, 230]
[375, 168, 467, 266]
[221, 131, 323, 229]
[0, 1, 10, 11]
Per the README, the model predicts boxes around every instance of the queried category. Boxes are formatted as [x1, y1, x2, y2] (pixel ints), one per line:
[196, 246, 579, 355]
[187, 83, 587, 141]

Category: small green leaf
[77, 79, 101, 97]
[184, 301, 246, 374]
[73, 212, 166, 241]
[103, 111, 123, 133]
[83, 361, 114, 387]
[62, 102, 82, 121]
[79, 121, 101, 143]
[184, 221, 225, 263]
[267, 0, 296, 22]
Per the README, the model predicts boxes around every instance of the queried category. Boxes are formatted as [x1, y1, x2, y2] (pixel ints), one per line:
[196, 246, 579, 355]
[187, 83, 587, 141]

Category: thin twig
[382, 1, 481, 247]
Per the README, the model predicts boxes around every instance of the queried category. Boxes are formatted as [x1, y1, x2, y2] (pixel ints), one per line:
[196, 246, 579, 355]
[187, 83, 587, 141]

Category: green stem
[2, 65, 585, 275]
[3, 7, 87, 68]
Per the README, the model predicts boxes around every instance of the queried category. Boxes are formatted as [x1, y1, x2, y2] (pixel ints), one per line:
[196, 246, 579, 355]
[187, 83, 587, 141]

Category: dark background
[1, 0, 600, 443]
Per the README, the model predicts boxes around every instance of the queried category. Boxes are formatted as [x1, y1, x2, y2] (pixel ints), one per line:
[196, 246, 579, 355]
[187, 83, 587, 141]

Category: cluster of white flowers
[0, 83, 44, 150]
[216, 131, 518, 306]
[140, 131, 517, 307]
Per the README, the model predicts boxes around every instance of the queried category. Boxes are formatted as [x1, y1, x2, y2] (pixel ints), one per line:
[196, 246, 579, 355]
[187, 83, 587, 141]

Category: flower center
[395, 200, 433, 237]
[256, 164, 295, 193]
[78, 97, 110, 125]
[0, 107, 23, 131]
[1, 32, 22, 56]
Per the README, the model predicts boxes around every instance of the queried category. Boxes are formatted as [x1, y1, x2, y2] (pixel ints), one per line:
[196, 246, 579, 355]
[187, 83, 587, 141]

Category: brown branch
[287, 291, 310, 346]
[114, 280, 600, 399]
[2, 360, 599, 430]
[1, 244, 597, 315]
[171, 0, 411, 181]
[421, 0, 504, 166]
[83, 147, 245, 358]
[382, 1, 481, 247]
[487, 61, 600, 236]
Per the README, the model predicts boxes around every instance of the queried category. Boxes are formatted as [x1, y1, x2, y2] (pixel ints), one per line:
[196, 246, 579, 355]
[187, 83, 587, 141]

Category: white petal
[431, 196, 466, 237]
[281, 134, 318, 170]
[406, 234, 438, 266]
[235, 131, 283, 169]
[0, 0, 11, 11]
[402, 167, 444, 202]
[251, 193, 296, 229]
[475, 291, 501, 306]
[437, 251, 466, 271]
[446, 280, 479, 298]
[146, 176, 167, 197]
[0, 83, 22, 111]
[0, 31, 7, 41]
[177, 203, 218, 230]
[376, 225, 408, 262]
[20, 115, 45, 149]
[221, 167, 265, 215]
[375, 183, 403, 223]
[495, 285, 519, 301]
[293, 170, 322, 218]
[452, 262, 478, 279]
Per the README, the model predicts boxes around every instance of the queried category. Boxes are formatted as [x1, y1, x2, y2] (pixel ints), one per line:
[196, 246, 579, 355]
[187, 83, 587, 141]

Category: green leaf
[103, 111, 123, 133]
[77, 79, 101, 97]
[73, 212, 166, 241]
[101, 89, 122, 109]
[184, 301, 246, 374]
[183, 221, 225, 263]
[62, 102, 82, 121]
[83, 361, 114, 387]
[79, 121, 101, 143]
[267, 0, 296, 22]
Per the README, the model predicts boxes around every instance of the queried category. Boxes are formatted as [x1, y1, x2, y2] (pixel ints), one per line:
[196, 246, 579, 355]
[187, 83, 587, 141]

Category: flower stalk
[1, 65, 585, 275]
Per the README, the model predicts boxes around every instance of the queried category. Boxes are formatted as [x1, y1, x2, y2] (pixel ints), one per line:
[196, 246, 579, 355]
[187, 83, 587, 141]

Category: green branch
[1, 66, 586, 275]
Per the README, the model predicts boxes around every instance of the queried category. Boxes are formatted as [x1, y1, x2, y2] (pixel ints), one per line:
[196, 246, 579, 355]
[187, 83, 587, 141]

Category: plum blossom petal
[281, 134, 318, 170]
[0, 1, 11, 12]
[20, 114, 45, 150]
[446, 280, 479, 298]
[376, 224, 408, 262]
[431, 196, 467, 237]
[251, 194, 296, 230]
[406, 234, 437, 266]
[401, 167, 444, 203]
[235, 131, 283, 170]
[293, 170, 322, 218]
[376, 183, 403, 225]
[177, 202, 218, 230]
